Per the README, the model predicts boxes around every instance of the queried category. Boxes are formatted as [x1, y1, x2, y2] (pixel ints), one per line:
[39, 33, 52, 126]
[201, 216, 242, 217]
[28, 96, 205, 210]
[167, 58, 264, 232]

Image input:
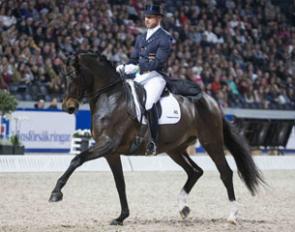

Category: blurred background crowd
[0, 0, 294, 109]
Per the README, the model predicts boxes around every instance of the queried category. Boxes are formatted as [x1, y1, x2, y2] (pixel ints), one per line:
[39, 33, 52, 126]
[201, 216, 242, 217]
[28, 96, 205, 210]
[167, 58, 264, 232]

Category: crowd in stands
[0, 0, 294, 110]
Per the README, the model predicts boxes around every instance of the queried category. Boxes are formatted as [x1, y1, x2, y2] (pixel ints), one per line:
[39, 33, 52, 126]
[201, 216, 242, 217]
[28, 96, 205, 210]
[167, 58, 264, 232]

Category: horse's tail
[223, 118, 264, 195]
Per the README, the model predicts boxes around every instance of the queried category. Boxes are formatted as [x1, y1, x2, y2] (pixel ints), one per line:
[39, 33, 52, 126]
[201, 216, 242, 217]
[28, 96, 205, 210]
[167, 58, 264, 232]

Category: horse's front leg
[49, 137, 115, 202]
[105, 155, 129, 226]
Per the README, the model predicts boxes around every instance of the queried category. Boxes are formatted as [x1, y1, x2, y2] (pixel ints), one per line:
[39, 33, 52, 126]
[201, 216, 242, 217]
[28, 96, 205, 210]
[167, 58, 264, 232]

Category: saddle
[126, 78, 203, 121]
[125, 78, 202, 154]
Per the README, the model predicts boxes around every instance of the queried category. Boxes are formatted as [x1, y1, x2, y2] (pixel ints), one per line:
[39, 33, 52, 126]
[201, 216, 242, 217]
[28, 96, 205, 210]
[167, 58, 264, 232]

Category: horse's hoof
[227, 202, 239, 225]
[180, 206, 190, 219]
[227, 218, 238, 225]
[49, 191, 63, 202]
[110, 219, 123, 226]
[227, 215, 238, 225]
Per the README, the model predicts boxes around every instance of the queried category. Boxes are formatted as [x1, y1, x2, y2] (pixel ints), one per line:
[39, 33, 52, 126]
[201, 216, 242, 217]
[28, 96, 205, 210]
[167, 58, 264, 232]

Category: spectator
[0, 0, 293, 110]
[48, 98, 58, 110]
[34, 99, 45, 109]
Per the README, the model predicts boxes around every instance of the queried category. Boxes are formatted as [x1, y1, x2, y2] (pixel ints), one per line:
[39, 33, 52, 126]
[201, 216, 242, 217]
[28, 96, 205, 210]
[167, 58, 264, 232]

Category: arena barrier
[3, 107, 294, 153]
[0, 154, 295, 172]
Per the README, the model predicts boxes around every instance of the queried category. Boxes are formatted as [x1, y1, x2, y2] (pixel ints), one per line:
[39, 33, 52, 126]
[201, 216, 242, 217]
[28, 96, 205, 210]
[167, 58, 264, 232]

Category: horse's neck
[87, 72, 119, 100]
[88, 67, 123, 113]
[92, 68, 118, 90]
[89, 86, 124, 114]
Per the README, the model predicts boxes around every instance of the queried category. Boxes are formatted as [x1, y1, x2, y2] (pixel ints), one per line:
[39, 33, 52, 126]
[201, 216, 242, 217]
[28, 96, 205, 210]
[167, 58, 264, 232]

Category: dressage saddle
[127, 77, 203, 120]
[126, 77, 203, 155]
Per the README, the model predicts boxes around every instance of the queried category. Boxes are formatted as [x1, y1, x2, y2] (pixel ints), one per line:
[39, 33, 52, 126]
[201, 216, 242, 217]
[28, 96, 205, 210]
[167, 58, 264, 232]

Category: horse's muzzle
[67, 106, 76, 114]
[62, 98, 79, 114]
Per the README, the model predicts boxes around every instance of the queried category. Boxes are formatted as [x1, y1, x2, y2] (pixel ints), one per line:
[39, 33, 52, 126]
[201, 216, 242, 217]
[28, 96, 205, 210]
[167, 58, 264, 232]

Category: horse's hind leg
[167, 151, 203, 219]
[105, 155, 129, 226]
[201, 142, 238, 224]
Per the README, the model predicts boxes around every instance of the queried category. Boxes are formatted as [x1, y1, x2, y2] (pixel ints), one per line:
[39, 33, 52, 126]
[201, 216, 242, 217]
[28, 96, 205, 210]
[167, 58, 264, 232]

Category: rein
[67, 52, 128, 104]
[86, 78, 123, 102]
[79, 64, 126, 103]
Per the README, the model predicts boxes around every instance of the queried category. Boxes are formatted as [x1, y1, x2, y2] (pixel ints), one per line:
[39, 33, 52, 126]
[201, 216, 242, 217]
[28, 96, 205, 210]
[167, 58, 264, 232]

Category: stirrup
[145, 140, 157, 156]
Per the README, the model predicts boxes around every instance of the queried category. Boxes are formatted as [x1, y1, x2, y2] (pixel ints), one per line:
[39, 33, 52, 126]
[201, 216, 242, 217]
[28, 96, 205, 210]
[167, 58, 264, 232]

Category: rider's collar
[146, 25, 161, 40]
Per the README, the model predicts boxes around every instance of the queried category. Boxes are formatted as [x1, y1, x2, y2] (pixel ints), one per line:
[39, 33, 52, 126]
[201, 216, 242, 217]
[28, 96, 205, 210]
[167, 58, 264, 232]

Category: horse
[49, 51, 264, 225]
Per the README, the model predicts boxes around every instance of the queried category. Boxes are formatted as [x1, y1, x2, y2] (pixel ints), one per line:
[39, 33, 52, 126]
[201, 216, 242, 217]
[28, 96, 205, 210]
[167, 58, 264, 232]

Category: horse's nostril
[68, 107, 76, 114]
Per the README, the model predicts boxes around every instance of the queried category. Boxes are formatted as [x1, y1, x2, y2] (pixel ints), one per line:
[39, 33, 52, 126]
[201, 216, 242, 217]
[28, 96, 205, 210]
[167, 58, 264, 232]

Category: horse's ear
[101, 55, 108, 62]
[99, 55, 113, 66]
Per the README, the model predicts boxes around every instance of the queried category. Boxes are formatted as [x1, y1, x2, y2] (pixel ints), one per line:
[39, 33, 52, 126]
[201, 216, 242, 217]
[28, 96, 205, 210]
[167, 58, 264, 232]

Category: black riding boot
[145, 105, 159, 156]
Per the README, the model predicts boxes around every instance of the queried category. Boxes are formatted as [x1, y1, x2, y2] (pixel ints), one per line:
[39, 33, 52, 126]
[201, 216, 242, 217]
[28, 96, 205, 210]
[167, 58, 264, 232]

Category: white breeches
[134, 71, 166, 110]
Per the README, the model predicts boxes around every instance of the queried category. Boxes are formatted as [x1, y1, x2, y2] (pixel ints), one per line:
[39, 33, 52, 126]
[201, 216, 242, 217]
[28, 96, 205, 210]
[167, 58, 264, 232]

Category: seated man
[116, 3, 173, 155]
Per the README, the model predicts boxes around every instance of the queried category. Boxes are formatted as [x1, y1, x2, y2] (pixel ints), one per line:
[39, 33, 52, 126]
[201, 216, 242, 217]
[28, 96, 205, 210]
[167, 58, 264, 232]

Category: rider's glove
[116, 64, 125, 73]
[116, 64, 139, 75]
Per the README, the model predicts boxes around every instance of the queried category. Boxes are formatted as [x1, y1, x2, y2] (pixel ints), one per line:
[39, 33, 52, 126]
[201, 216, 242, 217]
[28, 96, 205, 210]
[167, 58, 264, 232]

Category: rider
[116, 3, 173, 155]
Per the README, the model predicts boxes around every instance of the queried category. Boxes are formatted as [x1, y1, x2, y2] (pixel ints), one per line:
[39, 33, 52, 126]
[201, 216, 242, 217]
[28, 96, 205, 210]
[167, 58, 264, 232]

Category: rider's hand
[116, 64, 125, 73]
[116, 64, 139, 75]
[124, 64, 139, 74]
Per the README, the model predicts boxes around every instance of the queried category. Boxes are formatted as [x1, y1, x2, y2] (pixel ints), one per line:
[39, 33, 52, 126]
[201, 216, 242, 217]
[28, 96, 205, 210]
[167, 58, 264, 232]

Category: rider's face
[144, 15, 162, 29]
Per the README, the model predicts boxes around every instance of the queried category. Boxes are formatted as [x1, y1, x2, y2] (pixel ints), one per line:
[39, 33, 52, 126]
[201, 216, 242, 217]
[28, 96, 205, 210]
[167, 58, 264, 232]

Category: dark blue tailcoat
[129, 28, 173, 74]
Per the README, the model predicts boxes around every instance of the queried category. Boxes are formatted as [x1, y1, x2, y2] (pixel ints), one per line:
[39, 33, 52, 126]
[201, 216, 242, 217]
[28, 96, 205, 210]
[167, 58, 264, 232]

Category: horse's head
[62, 51, 119, 114]
[61, 54, 84, 114]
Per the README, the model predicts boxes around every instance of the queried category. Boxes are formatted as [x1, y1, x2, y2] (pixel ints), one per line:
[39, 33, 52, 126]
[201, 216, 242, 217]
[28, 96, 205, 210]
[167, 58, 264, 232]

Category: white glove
[116, 64, 139, 74]
[116, 64, 125, 73]
[125, 64, 139, 74]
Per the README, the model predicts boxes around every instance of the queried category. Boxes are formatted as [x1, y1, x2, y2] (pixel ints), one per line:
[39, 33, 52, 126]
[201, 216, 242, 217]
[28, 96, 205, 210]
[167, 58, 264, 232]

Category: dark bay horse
[49, 51, 263, 225]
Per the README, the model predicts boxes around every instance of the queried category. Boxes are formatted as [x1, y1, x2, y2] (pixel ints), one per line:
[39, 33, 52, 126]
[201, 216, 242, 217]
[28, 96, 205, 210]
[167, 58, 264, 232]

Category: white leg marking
[227, 201, 239, 224]
[177, 189, 188, 211]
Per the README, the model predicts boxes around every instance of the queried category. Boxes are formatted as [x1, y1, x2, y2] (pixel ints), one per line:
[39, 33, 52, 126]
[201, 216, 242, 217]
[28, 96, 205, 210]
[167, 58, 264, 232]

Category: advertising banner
[9, 110, 76, 152]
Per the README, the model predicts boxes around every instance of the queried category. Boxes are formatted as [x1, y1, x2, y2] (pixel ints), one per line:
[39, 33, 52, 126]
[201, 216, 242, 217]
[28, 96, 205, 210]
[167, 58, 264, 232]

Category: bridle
[63, 58, 86, 101]
[64, 53, 124, 103]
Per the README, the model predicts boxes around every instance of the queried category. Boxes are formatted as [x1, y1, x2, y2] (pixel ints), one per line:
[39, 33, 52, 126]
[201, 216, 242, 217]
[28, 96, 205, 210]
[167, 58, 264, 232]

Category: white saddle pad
[126, 80, 181, 125]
